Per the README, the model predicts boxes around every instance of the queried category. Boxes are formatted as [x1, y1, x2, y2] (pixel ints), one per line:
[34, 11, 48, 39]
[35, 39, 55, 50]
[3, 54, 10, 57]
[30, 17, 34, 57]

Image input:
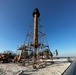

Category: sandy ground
[0, 59, 71, 75]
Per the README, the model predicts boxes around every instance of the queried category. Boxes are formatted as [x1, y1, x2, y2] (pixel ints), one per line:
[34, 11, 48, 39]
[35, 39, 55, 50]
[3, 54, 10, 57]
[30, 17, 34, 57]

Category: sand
[0, 59, 71, 75]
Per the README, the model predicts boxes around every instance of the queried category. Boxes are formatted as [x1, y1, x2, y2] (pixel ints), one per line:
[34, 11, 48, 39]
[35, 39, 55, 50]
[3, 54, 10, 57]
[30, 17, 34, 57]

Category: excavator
[14, 50, 27, 63]
[14, 52, 21, 63]
[14, 45, 29, 63]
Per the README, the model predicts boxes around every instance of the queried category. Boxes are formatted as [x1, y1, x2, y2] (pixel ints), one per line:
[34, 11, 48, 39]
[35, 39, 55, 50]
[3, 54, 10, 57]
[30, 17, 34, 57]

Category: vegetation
[50, 51, 53, 58]
[1, 49, 58, 61]
[55, 50, 58, 56]
[3, 50, 16, 59]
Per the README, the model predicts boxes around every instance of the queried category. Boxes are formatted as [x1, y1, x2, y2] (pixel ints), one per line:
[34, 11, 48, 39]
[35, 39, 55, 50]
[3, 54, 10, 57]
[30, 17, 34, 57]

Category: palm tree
[50, 51, 53, 61]
[43, 49, 50, 59]
[55, 50, 58, 56]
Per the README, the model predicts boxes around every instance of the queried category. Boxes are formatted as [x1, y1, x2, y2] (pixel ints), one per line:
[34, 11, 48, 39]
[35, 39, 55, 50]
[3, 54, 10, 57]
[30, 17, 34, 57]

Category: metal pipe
[33, 8, 40, 48]
[34, 14, 38, 48]
[32, 8, 40, 66]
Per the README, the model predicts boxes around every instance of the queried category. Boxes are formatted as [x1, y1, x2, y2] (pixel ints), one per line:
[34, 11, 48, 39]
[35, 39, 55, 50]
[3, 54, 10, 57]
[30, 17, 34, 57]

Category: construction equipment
[0, 54, 8, 63]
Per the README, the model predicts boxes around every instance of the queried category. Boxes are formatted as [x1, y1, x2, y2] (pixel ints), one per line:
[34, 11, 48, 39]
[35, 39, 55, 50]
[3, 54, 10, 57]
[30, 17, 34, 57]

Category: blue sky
[0, 0, 76, 57]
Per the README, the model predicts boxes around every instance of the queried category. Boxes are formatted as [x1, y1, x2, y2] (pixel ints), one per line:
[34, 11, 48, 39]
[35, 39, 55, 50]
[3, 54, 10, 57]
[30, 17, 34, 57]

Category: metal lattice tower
[18, 8, 50, 67]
